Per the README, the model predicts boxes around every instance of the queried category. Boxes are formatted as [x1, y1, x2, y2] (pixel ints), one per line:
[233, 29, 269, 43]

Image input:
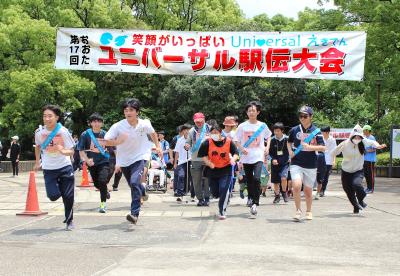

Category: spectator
[10, 136, 21, 177]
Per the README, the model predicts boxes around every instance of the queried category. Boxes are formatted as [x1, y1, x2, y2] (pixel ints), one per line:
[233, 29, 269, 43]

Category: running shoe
[218, 212, 226, 220]
[250, 204, 257, 216]
[305, 211, 313, 220]
[246, 199, 253, 207]
[273, 195, 280, 204]
[293, 210, 302, 222]
[65, 221, 75, 231]
[126, 214, 138, 224]
[282, 192, 289, 203]
[359, 201, 367, 208]
[99, 202, 106, 213]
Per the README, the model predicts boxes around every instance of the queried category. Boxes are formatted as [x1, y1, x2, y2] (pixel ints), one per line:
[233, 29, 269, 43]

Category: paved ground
[0, 171, 399, 276]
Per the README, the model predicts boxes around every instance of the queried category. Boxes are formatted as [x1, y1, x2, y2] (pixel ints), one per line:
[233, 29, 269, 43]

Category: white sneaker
[306, 211, 313, 220]
[314, 193, 319, 200]
[293, 210, 302, 222]
[250, 204, 257, 216]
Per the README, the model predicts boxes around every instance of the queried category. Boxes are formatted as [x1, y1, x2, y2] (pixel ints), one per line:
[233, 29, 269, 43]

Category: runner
[287, 106, 325, 222]
[222, 116, 236, 139]
[333, 125, 386, 213]
[269, 122, 289, 204]
[320, 126, 336, 197]
[174, 124, 192, 201]
[104, 98, 162, 225]
[222, 116, 239, 195]
[185, 112, 211, 207]
[198, 124, 238, 220]
[34, 104, 75, 230]
[234, 101, 272, 219]
[78, 113, 110, 213]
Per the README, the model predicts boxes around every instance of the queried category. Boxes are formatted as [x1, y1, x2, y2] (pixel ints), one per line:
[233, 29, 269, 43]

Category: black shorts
[271, 164, 289, 184]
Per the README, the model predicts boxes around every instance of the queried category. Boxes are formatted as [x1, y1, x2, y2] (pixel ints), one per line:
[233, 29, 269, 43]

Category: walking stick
[183, 149, 190, 203]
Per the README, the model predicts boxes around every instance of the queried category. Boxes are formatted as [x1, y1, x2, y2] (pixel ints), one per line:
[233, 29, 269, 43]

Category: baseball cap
[363, 125, 372, 131]
[11, 136, 19, 140]
[299, 105, 313, 115]
[193, 112, 205, 122]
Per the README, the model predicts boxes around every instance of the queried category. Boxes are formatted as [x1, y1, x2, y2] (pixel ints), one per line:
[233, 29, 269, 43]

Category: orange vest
[208, 137, 231, 168]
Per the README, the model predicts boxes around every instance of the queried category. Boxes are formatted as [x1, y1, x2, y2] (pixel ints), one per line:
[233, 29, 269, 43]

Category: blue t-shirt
[288, 124, 325, 169]
[77, 129, 109, 166]
[364, 135, 377, 162]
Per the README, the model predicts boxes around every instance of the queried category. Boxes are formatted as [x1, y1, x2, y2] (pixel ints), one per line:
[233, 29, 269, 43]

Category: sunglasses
[299, 114, 309, 119]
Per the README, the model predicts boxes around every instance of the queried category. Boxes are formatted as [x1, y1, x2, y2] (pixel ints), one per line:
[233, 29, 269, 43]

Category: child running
[198, 123, 238, 220]
[78, 113, 111, 213]
[34, 105, 76, 230]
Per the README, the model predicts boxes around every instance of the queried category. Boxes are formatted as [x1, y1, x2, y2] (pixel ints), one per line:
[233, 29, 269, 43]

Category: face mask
[210, 134, 220, 141]
[353, 139, 362, 145]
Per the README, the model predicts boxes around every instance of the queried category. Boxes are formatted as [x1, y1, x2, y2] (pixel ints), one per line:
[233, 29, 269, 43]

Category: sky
[235, 0, 336, 19]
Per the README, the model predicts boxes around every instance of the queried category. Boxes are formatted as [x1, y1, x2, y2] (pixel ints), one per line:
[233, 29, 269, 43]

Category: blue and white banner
[55, 28, 366, 81]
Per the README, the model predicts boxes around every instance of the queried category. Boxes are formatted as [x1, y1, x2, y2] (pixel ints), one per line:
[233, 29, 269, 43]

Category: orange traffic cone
[77, 161, 92, 187]
[17, 171, 48, 216]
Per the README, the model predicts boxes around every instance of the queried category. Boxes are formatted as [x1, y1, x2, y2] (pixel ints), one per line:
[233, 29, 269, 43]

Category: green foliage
[0, 0, 399, 160]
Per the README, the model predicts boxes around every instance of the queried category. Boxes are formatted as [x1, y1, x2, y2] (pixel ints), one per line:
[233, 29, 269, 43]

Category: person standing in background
[10, 136, 21, 177]
[363, 125, 377, 194]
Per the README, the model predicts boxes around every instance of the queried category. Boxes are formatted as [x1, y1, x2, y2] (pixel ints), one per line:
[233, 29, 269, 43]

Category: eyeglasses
[299, 114, 309, 119]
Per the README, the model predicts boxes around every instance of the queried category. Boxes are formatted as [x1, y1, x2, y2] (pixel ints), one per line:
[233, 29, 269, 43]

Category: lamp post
[376, 78, 383, 121]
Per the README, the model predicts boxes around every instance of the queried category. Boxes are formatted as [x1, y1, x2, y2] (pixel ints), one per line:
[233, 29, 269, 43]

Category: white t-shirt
[234, 120, 272, 164]
[324, 136, 337, 165]
[104, 119, 155, 167]
[35, 125, 74, 170]
[174, 136, 192, 165]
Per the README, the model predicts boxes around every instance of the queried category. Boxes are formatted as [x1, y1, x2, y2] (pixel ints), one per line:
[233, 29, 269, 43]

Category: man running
[234, 101, 272, 219]
[287, 106, 325, 222]
[104, 98, 162, 225]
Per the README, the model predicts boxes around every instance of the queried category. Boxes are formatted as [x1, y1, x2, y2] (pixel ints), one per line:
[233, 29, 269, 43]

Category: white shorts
[289, 165, 317, 188]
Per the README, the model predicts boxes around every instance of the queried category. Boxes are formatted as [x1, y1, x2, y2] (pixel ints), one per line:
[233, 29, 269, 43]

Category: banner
[331, 128, 354, 140]
[392, 127, 400, 159]
[55, 28, 366, 81]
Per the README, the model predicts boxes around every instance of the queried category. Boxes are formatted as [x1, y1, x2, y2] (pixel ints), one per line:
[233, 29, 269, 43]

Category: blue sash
[191, 124, 207, 153]
[262, 163, 269, 176]
[243, 123, 266, 149]
[41, 123, 62, 152]
[87, 129, 110, 159]
[293, 127, 321, 156]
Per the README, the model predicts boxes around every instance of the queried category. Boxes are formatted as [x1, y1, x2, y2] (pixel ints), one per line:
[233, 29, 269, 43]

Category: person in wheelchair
[147, 148, 167, 190]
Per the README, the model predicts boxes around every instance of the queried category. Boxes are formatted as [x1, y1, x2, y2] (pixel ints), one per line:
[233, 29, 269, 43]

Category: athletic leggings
[88, 163, 110, 202]
[243, 161, 262, 206]
[341, 169, 366, 209]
